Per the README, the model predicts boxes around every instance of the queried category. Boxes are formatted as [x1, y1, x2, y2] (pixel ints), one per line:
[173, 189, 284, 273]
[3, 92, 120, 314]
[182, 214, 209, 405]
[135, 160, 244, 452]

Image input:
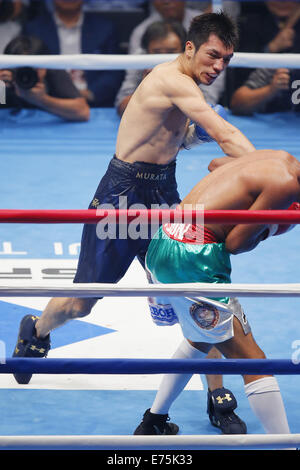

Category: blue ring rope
[1, 358, 300, 375]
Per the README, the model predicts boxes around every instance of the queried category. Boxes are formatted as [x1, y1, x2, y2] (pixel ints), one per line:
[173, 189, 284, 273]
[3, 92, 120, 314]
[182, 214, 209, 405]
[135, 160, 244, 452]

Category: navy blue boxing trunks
[74, 155, 181, 284]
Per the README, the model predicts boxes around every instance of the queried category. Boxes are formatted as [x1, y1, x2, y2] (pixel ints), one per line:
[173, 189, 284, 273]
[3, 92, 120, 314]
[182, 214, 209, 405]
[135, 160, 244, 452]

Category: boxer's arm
[170, 75, 256, 158]
[226, 221, 270, 255]
[181, 104, 228, 150]
[225, 187, 299, 255]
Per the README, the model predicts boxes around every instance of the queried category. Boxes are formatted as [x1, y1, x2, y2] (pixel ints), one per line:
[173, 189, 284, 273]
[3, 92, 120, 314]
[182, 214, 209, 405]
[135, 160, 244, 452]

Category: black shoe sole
[134, 422, 179, 435]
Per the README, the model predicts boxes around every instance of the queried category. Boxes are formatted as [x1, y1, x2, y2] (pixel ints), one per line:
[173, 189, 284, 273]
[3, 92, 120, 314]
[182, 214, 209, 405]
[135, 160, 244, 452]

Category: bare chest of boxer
[115, 62, 190, 165]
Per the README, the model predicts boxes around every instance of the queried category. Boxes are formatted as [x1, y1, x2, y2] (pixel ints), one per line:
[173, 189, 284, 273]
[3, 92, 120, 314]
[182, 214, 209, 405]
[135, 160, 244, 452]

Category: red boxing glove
[273, 202, 300, 236]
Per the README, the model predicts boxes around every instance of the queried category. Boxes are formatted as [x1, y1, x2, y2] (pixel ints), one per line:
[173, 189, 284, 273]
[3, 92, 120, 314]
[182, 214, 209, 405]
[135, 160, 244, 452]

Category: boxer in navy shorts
[12, 14, 255, 433]
[74, 155, 181, 284]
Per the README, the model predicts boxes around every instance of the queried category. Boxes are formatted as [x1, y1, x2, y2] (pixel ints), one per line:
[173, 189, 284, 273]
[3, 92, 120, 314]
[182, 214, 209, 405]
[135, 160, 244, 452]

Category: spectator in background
[22, 0, 123, 107]
[128, 0, 204, 54]
[128, 1, 241, 53]
[229, 65, 300, 115]
[0, 0, 24, 53]
[187, 1, 240, 17]
[0, 35, 90, 121]
[115, 20, 186, 116]
[228, 1, 300, 113]
[127, 1, 226, 106]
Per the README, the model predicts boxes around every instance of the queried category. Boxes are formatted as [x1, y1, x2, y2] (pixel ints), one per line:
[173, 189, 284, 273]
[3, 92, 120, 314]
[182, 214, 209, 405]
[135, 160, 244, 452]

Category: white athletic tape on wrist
[181, 123, 213, 150]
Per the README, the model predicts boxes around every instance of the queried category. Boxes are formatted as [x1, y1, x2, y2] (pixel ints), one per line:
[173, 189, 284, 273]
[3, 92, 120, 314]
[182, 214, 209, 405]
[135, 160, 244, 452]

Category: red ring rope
[0, 209, 299, 224]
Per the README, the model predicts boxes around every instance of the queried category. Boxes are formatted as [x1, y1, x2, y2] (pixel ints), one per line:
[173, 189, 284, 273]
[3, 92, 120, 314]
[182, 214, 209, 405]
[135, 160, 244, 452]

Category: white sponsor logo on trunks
[164, 223, 191, 240]
[163, 204, 204, 243]
[148, 297, 178, 326]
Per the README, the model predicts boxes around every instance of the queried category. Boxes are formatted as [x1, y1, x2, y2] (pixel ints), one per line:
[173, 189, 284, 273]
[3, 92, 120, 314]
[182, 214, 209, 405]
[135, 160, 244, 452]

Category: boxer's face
[186, 33, 233, 86]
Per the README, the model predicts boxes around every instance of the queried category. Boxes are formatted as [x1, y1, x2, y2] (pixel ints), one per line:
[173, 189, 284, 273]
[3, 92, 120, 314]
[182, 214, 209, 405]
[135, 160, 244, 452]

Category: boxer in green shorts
[146, 222, 251, 344]
[135, 149, 300, 440]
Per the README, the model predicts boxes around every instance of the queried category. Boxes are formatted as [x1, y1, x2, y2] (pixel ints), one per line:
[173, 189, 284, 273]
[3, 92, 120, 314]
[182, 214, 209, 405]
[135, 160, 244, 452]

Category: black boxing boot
[12, 314, 50, 384]
[134, 409, 179, 435]
[207, 387, 247, 434]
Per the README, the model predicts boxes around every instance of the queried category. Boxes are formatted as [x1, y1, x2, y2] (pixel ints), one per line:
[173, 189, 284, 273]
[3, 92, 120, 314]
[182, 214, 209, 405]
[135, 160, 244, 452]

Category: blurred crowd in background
[1, 0, 300, 120]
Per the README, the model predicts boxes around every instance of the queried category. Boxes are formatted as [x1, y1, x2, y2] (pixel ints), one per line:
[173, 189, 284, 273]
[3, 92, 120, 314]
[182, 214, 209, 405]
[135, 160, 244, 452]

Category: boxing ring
[1, 32, 300, 452]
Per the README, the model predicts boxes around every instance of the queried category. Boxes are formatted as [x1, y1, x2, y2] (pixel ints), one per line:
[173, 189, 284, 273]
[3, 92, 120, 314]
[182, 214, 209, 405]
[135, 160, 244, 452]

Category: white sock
[245, 376, 290, 434]
[150, 338, 206, 415]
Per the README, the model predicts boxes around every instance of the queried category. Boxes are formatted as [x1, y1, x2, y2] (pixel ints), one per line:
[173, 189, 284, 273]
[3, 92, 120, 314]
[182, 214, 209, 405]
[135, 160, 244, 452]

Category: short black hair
[4, 35, 49, 55]
[141, 20, 187, 52]
[186, 11, 239, 51]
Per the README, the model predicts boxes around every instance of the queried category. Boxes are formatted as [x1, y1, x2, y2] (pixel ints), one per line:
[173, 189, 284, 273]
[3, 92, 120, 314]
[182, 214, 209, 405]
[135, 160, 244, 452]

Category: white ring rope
[0, 434, 299, 450]
[0, 52, 299, 70]
[1, 282, 300, 298]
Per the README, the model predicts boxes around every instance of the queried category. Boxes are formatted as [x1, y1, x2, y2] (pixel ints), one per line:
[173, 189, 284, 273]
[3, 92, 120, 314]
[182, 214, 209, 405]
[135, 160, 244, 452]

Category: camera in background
[14, 67, 39, 90]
